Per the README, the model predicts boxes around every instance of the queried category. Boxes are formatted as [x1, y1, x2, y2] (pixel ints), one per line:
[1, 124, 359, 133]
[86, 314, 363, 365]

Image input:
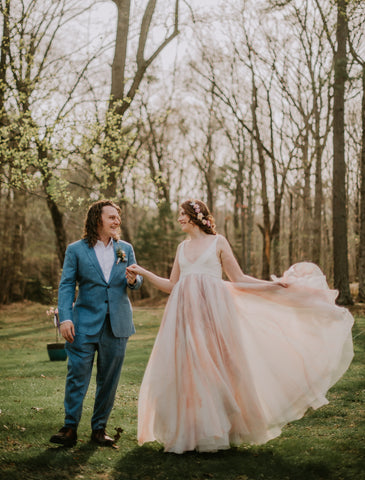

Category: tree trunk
[289, 192, 294, 266]
[0, 0, 10, 114]
[205, 165, 215, 213]
[258, 223, 271, 280]
[9, 189, 26, 300]
[358, 64, 365, 302]
[104, 0, 179, 240]
[332, 0, 353, 305]
[246, 139, 254, 275]
[203, 118, 215, 213]
[312, 145, 323, 265]
[271, 197, 281, 275]
[251, 87, 271, 279]
[233, 157, 246, 270]
[302, 145, 312, 260]
[45, 193, 67, 267]
[0, 189, 14, 303]
[0, 188, 26, 303]
[102, 0, 131, 198]
[38, 141, 68, 267]
[312, 103, 324, 265]
[110, 0, 130, 107]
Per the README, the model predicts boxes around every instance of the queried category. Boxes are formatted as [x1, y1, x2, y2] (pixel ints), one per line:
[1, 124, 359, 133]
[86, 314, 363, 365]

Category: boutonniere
[116, 248, 127, 264]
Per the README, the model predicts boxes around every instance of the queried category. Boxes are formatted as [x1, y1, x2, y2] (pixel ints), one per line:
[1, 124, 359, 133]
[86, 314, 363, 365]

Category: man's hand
[126, 268, 137, 286]
[60, 321, 75, 343]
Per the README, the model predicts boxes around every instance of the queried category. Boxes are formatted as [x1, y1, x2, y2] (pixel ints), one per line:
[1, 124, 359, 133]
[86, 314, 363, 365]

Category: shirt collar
[95, 238, 114, 248]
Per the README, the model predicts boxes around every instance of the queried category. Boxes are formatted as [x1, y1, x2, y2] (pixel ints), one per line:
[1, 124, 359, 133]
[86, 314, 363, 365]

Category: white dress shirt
[93, 238, 115, 283]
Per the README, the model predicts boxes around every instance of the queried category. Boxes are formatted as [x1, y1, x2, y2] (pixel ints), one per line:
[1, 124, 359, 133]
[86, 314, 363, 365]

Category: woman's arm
[218, 235, 287, 287]
[126, 244, 181, 294]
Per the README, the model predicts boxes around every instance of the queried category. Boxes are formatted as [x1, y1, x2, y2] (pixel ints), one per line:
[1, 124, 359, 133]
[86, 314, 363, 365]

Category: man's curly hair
[82, 200, 121, 247]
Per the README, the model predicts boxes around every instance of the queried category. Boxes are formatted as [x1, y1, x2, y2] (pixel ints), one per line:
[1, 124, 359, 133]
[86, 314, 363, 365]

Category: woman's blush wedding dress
[137, 236, 354, 454]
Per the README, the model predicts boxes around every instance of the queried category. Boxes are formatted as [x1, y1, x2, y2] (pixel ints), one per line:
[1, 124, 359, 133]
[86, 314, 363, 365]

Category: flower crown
[190, 201, 211, 227]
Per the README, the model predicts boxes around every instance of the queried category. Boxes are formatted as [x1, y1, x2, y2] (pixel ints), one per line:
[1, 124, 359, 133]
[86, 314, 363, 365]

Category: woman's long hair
[82, 200, 121, 247]
[180, 200, 216, 235]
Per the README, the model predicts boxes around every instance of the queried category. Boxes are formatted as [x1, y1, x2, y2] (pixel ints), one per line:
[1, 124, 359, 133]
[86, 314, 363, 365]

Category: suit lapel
[82, 240, 106, 283]
[109, 240, 122, 283]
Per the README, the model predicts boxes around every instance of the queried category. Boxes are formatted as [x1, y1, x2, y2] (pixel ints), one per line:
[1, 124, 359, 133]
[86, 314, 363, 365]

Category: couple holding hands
[50, 199, 354, 454]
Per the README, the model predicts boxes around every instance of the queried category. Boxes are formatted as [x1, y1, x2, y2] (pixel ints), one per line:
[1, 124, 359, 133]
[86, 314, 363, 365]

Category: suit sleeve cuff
[127, 275, 143, 290]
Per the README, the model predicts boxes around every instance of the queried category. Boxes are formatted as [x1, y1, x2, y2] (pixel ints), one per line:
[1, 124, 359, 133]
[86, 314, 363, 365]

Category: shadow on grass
[0, 442, 98, 480]
[111, 444, 333, 480]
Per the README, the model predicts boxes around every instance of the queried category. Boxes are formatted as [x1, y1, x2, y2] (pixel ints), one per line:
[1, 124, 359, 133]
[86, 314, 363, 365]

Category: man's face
[98, 205, 121, 240]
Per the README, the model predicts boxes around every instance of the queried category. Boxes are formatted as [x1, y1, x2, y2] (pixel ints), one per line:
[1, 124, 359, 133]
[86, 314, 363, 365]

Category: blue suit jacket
[58, 238, 143, 337]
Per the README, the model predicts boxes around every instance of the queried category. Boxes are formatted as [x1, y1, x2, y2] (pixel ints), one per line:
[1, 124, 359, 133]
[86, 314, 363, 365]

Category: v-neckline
[183, 236, 217, 265]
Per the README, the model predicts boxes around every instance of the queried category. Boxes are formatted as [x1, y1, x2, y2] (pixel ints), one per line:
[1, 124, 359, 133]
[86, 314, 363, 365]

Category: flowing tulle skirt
[137, 263, 354, 454]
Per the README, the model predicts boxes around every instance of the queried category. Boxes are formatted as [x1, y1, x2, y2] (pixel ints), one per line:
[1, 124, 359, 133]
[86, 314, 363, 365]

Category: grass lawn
[0, 301, 364, 480]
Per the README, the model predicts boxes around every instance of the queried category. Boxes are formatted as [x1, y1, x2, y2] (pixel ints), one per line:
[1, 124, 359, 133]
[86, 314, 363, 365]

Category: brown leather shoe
[50, 426, 77, 447]
[91, 428, 114, 446]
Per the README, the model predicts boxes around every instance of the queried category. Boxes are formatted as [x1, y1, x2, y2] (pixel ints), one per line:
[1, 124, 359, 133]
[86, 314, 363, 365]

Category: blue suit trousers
[64, 315, 128, 430]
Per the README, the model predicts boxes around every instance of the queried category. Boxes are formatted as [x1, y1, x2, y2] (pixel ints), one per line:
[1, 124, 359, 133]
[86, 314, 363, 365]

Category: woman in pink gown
[127, 200, 354, 454]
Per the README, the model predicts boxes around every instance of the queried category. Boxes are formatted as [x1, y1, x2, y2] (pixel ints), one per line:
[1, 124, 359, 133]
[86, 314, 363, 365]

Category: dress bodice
[179, 236, 222, 279]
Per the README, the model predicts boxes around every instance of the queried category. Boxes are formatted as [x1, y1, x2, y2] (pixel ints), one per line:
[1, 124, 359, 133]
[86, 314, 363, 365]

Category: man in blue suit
[50, 200, 143, 447]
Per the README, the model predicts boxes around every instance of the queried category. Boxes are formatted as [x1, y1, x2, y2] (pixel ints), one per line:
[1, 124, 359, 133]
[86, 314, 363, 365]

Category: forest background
[0, 0, 364, 307]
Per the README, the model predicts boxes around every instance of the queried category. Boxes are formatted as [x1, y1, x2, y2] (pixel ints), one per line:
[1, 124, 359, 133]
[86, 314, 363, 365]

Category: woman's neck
[188, 229, 210, 240]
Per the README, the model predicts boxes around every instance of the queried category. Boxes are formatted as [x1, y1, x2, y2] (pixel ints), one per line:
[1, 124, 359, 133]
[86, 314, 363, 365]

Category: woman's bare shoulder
[216, 234, 230, 248]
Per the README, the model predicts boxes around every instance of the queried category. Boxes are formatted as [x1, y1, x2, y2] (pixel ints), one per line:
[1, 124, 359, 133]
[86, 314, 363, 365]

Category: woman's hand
[127, 264, 144, 276]
[272, 280, 288, 288]
[270, 275, 288, 288]
[127, 262, 176, 294]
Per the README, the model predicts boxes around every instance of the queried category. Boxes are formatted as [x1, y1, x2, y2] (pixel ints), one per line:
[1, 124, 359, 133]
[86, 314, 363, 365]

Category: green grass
[0, 301, 364, 480]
